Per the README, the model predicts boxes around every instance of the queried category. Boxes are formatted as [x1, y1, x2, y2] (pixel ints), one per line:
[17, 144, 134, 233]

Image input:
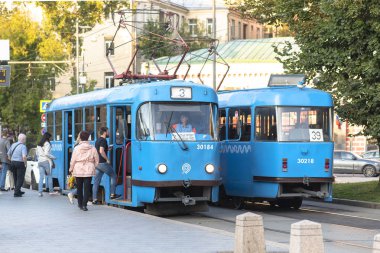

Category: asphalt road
[334, 173, 379, 183]
[167, 200, 380, 253]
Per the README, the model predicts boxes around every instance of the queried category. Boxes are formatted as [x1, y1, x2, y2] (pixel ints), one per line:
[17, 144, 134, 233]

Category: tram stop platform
[0, 189, 287, 253]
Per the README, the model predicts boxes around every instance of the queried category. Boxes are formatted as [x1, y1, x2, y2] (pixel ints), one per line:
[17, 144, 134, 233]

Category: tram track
[166, 203, 378, 252]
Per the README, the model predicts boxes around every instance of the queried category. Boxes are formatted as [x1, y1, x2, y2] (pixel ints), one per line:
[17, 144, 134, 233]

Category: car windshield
[277, 106, 332, 142]
[137, 102, 218, 141]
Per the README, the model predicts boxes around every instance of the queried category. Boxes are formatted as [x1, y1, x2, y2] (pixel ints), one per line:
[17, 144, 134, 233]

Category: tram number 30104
[197, 144, 214, 150]
[297, 158, 315, 164]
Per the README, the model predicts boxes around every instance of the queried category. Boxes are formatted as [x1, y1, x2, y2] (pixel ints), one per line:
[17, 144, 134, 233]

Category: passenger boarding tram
[218, 77, 334, 209]
[45, 80, 220, 214]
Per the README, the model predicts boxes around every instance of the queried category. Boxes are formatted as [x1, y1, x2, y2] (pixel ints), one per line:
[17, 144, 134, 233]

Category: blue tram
[45, 80, 220, 214]
[217, 82, 334, 209]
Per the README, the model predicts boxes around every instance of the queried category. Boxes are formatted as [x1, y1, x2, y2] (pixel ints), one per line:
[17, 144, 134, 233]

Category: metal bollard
[289, 220, 324, 253]
[234, 212, 266, 253]
[373, 234, 380, 253]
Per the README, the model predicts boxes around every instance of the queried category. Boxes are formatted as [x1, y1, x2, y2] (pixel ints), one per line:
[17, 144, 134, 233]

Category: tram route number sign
[309, 129, 324, 142]
[0, 65, 11, 87]
[171, 87, 192, 99]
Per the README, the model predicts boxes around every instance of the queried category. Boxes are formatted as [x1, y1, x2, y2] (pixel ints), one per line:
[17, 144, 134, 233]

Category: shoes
[14, 194, 22, 197]
[38, 193, 43, 197]
[20, 191, 25, 195]
[82, 206, 88, 211]
[68, 192, 74, 204]
[49, 191, 59, 195]
[92, 200, 99, 205]
[78, 205, 83, 210]
[110, 194, 121, 199]
[0, 188, 8, 191]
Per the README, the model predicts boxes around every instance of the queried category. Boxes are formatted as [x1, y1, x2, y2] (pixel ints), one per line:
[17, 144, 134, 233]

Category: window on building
[256, 27, 261, 39]
[243, 24, 248, 39]
[105, 40, 114, 56]
[228, 108, 251, 141]
[96, 106, 107, 139]
[105, 72, 114, 89]
[207, 18, 213, 36]
[189, 19, 197, 36]
[85, 107, 95, 141]
[55, 111, 62, 141]
[231, 19, 236, 39]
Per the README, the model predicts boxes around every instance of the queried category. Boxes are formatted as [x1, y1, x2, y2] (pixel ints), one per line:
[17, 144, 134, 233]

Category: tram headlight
[205, 164, 215, 174]
[157, 164, 167, 174]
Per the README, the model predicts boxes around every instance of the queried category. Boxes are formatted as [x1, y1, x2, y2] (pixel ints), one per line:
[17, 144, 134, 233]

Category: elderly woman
[7, 133, 27, 197]
[69, 131, 98, 211]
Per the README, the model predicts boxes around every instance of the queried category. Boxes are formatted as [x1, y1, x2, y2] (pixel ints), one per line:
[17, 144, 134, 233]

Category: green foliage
[0, 6, 65, 146]
[233, 0, 380, 144]
[333, 181, 380, 202]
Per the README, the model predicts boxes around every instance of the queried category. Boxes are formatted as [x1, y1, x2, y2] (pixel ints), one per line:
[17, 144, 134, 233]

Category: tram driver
[174, 114, 196, 133]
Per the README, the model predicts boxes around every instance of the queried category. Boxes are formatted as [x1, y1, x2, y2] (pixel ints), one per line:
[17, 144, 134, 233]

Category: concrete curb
[332, 198, 380, 209]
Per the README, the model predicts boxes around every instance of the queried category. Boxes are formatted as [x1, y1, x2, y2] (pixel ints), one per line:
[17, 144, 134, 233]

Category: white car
[5, 148, 43, 190]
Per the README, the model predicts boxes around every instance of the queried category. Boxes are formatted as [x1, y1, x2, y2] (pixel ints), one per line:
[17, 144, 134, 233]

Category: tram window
[55, 111, 62, 141]
[219, 109, 226, 141]
[47, 112, 54, 139]
[96, 106, 107, 138]
[85, 107, 95, 141]
[74, 109, 83, 139]
[227, 108, 251, 141]
[255, 107, 277, 141]
[115, 108, 124, 144]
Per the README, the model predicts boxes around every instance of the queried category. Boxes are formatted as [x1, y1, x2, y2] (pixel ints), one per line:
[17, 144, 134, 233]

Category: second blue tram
[218, 85, 334, 209]
[45, 80, 220, 214]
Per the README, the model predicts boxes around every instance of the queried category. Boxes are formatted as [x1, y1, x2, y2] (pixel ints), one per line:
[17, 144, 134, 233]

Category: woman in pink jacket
[69, 131, 99, 211]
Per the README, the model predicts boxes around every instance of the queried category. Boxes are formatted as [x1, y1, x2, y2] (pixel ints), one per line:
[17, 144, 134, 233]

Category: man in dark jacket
[0, 131, 10, 191]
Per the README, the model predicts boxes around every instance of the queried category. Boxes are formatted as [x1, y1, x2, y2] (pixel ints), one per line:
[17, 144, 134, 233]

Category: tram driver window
[55, 112, 62, 141]
[85, 107, 95, 140]
[219, 109, 226, 141]
[255, 107, 277, 141]
[47, 112, 54, 140]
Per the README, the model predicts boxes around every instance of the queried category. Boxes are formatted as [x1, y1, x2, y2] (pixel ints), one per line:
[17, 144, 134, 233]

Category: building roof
[168, 0, 227, 10]
[155, 37, 296, 65]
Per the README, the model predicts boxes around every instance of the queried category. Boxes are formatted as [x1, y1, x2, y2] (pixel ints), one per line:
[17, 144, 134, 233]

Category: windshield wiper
[165, 111, 174, 137]
[169, 124, 189, 151]
[139, 111, 150, 140]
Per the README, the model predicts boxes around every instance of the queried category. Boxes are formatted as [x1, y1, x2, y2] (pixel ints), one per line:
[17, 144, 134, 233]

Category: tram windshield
[255, 106, 332, 142]
[137, 102, 218, 141]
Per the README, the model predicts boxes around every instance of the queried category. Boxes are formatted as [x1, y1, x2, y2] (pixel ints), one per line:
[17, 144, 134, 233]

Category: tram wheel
[268, 201, 277, 208]
[232, 198, 245, 210]
[277, 199, 292, 209]
[291, 198, 303, 210]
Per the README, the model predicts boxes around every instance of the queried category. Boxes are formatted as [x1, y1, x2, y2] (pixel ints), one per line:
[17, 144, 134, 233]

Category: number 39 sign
[309, 129, 324, 142]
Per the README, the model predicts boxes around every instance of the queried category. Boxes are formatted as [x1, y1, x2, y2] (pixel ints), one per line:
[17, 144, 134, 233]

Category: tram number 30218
[297, 158, 315, 164]
[197, 144, 214, 150]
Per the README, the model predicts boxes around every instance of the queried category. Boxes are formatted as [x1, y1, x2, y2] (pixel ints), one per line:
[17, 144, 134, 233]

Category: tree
[232, 0, 380, 144]
[37, 1, 129, 94]
[0, 5, 67, 146]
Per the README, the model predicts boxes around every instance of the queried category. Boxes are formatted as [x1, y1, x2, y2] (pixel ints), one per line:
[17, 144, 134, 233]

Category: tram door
[112, 106, 132, 201]
[64, 110, 74, 188]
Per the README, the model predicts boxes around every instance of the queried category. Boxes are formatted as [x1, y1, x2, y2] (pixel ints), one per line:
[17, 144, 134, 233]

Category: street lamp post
[212, 0, 216, 90]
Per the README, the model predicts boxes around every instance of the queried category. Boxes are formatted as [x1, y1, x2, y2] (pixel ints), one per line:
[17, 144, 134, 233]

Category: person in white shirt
[36, 132, 57, 196]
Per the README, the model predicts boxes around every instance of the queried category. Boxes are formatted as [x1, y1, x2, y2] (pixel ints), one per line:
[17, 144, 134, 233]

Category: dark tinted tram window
[47, 112, 54, 140]
[96, 106, 107, 139]
[219, 109, 226, 141]
[255, 107, 277, 141]
[75, 109, 83, 138]
[227, 108, 251, 141]
[85, 107, 95, 141]
[55, 111, 62, 141]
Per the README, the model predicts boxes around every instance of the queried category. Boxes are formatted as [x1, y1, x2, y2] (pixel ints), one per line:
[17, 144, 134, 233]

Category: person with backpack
[36, 132, 57, 196]
[7, 134, 27, 197]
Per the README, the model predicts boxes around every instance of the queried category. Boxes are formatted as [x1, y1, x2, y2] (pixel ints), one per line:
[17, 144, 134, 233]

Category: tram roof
[217, 86, 333, 108]
[47, 80, 217, 111]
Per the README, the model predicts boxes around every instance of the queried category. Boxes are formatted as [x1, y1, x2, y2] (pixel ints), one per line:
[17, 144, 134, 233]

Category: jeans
[92, 162, 117, 200]
[76, 177, 91, 208]
[38, 161, 53, 193]
[11, 161, 26, 195]
[0, 163, 9, 189]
